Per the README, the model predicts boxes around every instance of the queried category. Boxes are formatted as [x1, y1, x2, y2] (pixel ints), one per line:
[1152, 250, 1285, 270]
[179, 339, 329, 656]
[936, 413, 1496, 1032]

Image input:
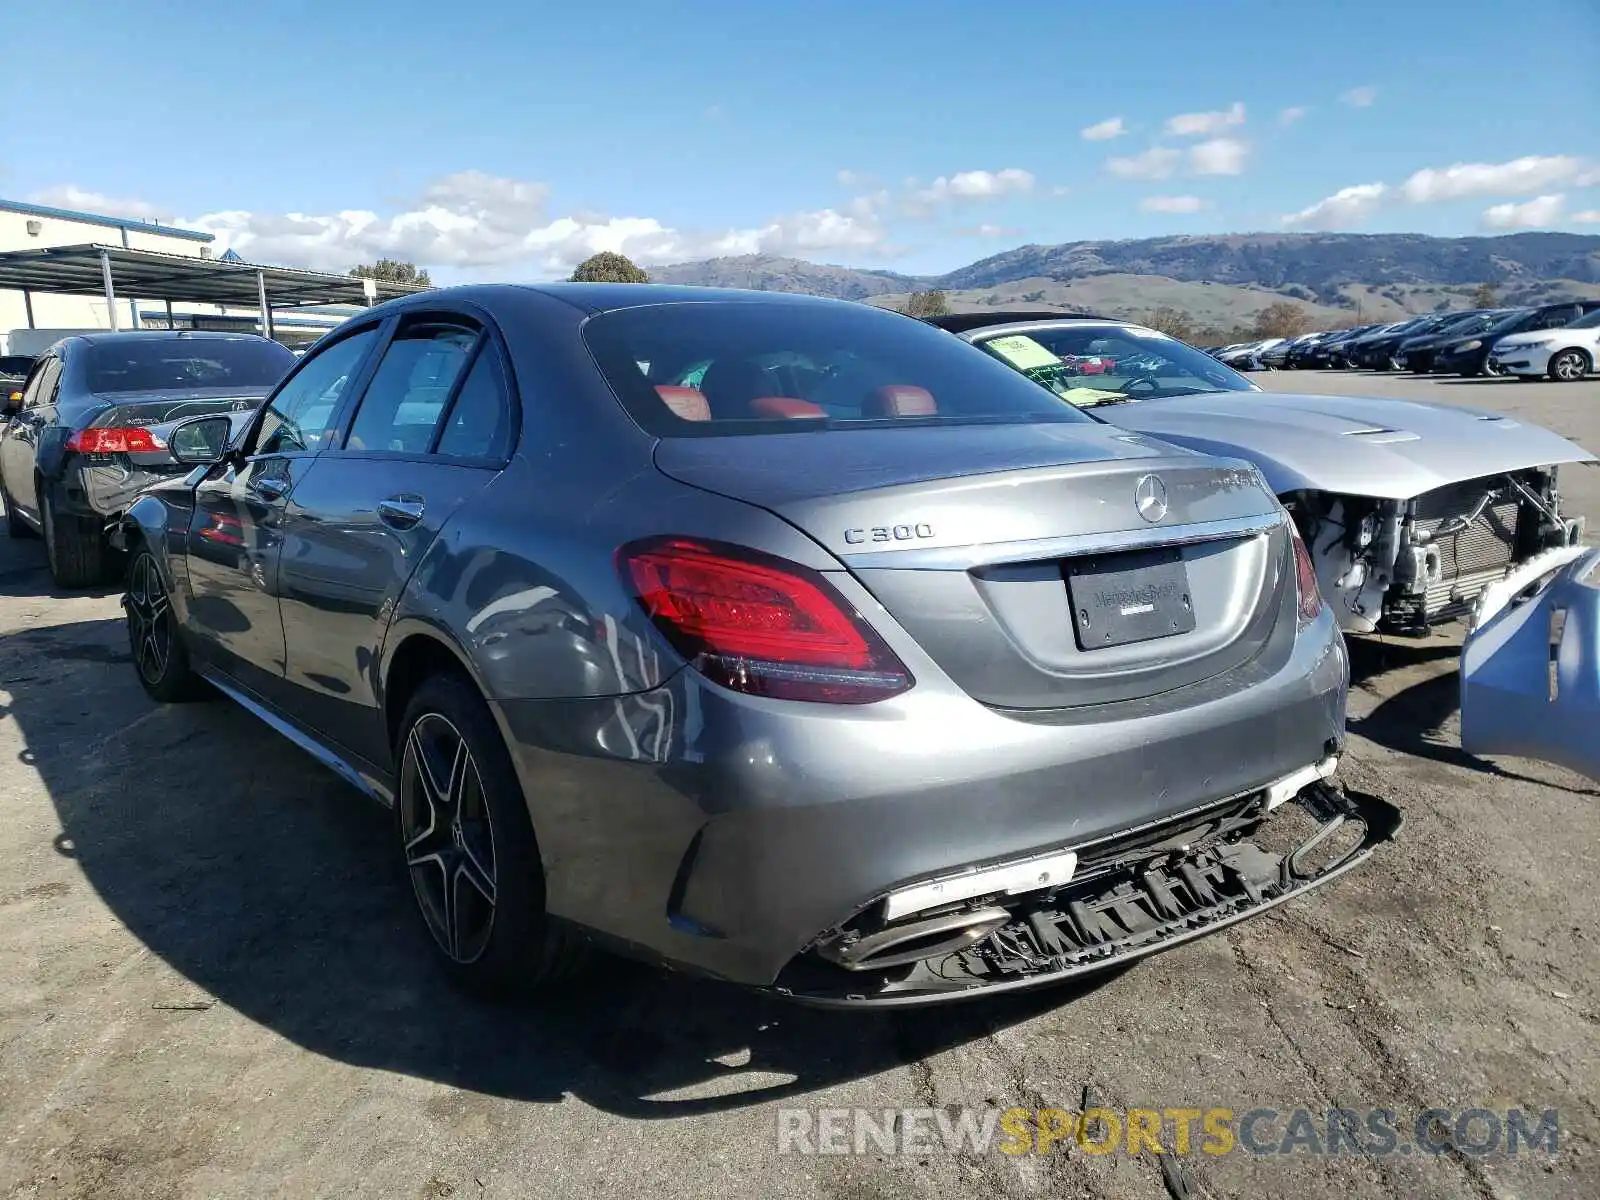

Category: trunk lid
[85, 391, 266, 469]
[655, 424, 1294, 709]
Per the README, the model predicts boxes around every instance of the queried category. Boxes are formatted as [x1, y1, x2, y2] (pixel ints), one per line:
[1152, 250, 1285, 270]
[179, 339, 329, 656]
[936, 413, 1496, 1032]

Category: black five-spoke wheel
[125, 547, 207, 703]
[127, 552, 173, 686]
[399, 712, 499, 964]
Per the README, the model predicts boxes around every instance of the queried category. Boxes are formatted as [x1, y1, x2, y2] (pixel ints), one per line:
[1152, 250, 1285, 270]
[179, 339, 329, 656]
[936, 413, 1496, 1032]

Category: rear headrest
[749, 396, 827, 419]
[655, 385, 711, 421]
[864, 385, 937, 418]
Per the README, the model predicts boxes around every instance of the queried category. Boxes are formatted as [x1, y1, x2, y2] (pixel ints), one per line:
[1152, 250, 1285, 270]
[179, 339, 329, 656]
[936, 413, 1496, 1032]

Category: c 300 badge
[843, 523, 935, 545]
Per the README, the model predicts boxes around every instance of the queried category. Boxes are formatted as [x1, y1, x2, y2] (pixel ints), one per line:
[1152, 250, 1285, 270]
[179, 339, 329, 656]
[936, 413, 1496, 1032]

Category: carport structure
[0, 243, 427, 338]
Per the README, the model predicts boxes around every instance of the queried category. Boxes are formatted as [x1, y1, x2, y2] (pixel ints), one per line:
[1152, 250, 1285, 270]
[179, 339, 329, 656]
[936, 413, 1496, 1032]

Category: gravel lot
[2, 370, 1597, 1199]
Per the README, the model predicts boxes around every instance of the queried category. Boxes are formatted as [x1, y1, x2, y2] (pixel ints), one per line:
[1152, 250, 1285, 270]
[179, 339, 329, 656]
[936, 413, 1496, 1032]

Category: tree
[1253, 301, 1312, 340]
[1142, 306, 1195, 341]
[349, 259, 431, 287]
[1471, 282, 1498, 308]
[902, 289, 950, 318]
[569, 251, 650, 283]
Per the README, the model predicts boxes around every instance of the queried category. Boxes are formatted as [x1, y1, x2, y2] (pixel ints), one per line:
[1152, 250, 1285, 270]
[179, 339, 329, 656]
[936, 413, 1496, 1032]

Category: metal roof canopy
[0, 243, 427, 335]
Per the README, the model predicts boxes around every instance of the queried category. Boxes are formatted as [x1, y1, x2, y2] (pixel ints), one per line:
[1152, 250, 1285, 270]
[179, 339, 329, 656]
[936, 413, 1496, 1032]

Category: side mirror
[169, 414, 235, 465]
[3, 390, 21, 416]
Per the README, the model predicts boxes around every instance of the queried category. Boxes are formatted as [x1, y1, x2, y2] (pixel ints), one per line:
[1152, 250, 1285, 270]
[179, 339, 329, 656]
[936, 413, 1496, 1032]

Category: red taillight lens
[66, 426, 166, 454]
[619, 537, 913, 703]
[1290, 523, 1325, 624]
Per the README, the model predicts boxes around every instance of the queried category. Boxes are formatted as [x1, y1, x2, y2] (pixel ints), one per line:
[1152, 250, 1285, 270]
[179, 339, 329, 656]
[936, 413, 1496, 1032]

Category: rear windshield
[0, 355, 34, 376]
[85, 337, 295, 394]
[581, 301, 1095, 436]
[971, 323, 1254, 406]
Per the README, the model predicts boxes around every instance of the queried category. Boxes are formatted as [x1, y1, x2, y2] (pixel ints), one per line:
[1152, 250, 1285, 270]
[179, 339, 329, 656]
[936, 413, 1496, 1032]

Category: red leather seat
[749, 396, 827, 419]
[864, 385, 937, 417]
[655, 385, 711, 421]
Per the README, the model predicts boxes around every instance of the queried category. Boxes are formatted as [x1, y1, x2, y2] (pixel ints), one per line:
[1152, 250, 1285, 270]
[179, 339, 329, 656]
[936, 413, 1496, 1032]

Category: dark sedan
[0, 331, 295, 585]
[112, 283, 1386, 1007]
[1303, 325, 1382, 369]
[1345, 315, 1456, 370]
[1393, 309, 1507, 373]
[1432, 302, 1600, 376]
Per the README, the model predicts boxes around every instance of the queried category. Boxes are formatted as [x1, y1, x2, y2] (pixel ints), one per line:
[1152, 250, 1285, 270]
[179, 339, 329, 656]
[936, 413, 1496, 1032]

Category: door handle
[249, 475, 288, 501]
[377, 495, 425, 529]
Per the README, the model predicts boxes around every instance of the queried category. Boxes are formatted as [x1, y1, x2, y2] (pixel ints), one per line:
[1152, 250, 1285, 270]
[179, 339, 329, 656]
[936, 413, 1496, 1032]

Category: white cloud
[28, 184, 169, 222]
[1050, 185, 1073, 197]
[1189, 138, 1250, 176]
[1281, 183, 1390, 229]
[1482, 194, 1566, 230]
[902, 168, 1034, 216]
[1140, 195, 1208, 213]
[1164, 102, 1245, 137]
[957, 223, 1024, 237]
[1578, 167, 1600, 187]
[1574, 209, 1600, 224]
[1402, 156, 1587, 203]
[1106, 146, 1182, 180]
[1278, 106, 1308, 127]
[1080, 116, 1127, 141]
[176, 170, 889, 276]
[1341, 86, 1378, 108]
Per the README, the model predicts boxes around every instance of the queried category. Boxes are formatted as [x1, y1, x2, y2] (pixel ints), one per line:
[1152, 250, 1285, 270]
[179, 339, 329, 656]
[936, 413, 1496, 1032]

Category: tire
[1549, 349, 1591, 383]
[395, 673, 588, 997]
[125, 545, 209, 703]
[1, 476, 37, 539]
[41, 486, 110, 587]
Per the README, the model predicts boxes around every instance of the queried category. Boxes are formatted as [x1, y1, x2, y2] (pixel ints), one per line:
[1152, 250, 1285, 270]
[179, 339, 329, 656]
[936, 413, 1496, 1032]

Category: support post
[165, 299, 175, 331]
[257, 270, 274, 340]
[100, 249, 119, 331]
[22, 289, 34, 329]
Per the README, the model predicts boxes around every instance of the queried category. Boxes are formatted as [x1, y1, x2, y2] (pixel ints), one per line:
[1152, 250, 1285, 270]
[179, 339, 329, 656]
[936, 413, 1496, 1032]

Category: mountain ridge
[648, 232, 1600, 313]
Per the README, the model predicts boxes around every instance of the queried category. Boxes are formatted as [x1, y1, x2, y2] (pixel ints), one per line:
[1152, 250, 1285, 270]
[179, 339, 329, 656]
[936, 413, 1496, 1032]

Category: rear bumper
[492, 609, 1351, 996]
[48, 459, 170, 525]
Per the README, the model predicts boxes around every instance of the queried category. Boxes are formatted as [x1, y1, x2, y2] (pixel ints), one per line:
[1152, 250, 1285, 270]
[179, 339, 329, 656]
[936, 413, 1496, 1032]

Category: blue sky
[4, 0, 1599, 278]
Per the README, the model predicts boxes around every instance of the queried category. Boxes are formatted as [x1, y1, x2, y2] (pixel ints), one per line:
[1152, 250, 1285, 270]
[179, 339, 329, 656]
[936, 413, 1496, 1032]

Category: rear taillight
[66, 427, 166, 454]
[619, 537, 913, 704]
[1290, 522, 1325, 625]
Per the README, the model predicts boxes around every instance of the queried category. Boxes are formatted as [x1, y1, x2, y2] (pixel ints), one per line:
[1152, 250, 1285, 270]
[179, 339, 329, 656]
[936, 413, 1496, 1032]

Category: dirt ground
[2, 369, 1597, 1199]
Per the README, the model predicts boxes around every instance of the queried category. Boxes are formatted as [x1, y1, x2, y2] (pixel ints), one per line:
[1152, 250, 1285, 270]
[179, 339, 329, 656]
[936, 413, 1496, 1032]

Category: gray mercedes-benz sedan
[115, 283, 1395, 1006]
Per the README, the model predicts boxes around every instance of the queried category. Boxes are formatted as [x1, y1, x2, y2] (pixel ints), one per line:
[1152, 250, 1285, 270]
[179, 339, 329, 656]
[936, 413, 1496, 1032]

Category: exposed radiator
[1412, 482, 1521, 613]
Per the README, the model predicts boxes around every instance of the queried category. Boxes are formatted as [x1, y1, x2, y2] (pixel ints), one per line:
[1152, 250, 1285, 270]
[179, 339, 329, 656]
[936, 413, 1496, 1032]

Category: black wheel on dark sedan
[125, 546, 209, 702]
[41, 489, 111, 587]
[396, 674, 587, 996]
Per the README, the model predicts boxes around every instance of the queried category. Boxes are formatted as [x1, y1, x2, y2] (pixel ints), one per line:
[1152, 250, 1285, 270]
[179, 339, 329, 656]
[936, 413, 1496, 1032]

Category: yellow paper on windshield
[1059, 386, 1129, 406]
[986, 335, 1063, 371]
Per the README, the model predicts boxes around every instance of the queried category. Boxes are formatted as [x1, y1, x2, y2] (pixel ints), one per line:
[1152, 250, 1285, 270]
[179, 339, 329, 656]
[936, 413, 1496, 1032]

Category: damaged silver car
[937, 314, 1595, 636]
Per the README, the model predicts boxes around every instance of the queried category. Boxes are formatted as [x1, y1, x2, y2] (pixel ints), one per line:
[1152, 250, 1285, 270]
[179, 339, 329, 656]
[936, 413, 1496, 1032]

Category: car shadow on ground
[0, 616, 1104, 1117]
[1344, 635, 1597, 797]
[0, 534, 124, 600]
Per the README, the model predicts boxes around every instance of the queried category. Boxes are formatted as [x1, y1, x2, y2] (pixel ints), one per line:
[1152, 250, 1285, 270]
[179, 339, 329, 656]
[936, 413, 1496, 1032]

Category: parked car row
[1, 289, 1591, 1011]
[1218, 299, 1600, 381]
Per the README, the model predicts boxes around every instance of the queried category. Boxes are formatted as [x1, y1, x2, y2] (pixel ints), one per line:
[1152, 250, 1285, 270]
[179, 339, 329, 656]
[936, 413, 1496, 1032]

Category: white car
[1490, 308, 1600, 381]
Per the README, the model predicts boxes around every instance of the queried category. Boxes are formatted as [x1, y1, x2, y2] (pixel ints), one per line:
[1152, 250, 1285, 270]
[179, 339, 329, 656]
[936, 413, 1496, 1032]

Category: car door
[274, 310, 516, 765]
[0, 356, 62, 519]
[182, 323, 385, 702]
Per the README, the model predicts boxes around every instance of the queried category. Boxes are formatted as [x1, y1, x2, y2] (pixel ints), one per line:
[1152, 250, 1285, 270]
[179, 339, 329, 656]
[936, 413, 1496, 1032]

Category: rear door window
[343, 317, 479, 455]
[434, 345, 514, 460]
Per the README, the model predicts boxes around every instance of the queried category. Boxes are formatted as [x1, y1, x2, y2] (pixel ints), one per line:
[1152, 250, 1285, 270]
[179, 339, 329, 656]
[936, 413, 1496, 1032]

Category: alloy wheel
[1552, 351, 1586, 382]
[126, 554, 172, 685]
[399, 713, 498, 963]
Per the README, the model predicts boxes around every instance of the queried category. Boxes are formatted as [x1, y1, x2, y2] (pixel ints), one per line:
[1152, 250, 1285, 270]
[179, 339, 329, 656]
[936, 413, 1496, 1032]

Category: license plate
[1065, 546, 1196, 650]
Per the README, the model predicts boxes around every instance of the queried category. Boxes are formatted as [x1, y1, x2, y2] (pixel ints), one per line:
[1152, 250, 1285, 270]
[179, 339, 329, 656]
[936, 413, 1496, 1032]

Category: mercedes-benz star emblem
[1134, 474, 1169, 523]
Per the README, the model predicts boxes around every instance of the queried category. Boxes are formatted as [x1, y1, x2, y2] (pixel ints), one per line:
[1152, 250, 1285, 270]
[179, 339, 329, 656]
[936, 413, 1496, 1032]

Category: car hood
[1105, 391, 1595, 499]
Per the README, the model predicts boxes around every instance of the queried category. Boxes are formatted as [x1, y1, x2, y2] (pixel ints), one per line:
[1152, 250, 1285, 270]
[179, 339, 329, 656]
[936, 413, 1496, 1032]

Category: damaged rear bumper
[774, 782, 1402, 1008]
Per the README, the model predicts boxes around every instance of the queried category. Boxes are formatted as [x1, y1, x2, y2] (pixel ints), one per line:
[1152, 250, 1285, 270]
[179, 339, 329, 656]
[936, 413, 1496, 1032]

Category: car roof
[66, 330, 280, 347]
[353, 281, 892, 323]
[923, 310, 1112, 333]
